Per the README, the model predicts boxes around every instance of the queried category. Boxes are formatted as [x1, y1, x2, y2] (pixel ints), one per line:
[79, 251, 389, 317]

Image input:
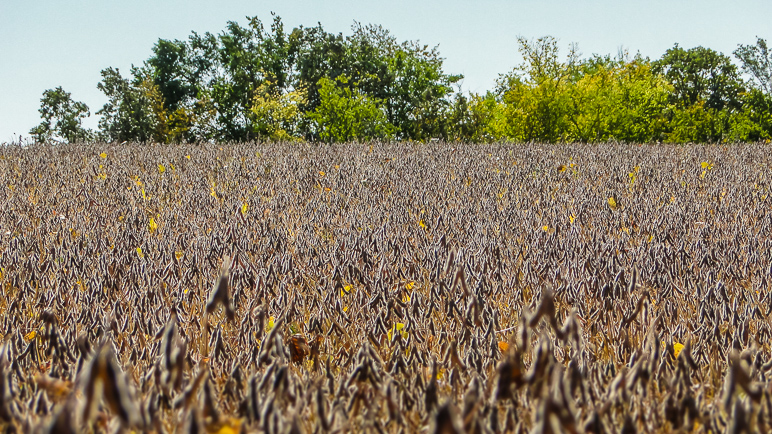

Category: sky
[1, 0, 770, 143]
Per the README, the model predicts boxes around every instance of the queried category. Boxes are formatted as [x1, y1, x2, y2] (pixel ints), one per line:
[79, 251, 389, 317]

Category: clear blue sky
[1, 0, 769, 143]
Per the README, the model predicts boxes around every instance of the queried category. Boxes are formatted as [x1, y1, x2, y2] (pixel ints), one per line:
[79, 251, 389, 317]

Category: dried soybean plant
[0, 141, 771, 432]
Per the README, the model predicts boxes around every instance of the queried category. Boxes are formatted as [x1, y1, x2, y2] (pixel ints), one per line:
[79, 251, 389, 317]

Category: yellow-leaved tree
[250, 82, 308, 142]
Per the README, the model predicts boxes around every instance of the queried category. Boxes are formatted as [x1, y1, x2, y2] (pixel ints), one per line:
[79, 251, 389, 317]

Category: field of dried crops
[1, 142, 771, 433]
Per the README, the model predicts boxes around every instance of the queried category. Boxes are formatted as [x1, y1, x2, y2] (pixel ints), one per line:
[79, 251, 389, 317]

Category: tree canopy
[29, 87, 92, 143]
[30, 17, 772, 144]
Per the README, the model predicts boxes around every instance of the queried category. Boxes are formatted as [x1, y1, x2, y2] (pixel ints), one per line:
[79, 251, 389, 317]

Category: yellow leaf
[267, 316, 275, 332]
[419, 219, 426, 229]
[542, 225, 550, 232]
[24, 331, 37, 341]
[99, 152, 107, 159]
[388, 323, 408, 341]
[148, 217, 158, 233]
[557, 164, 566, 172]
[214, 419, 242, 434]
[175, 251, 184, 261]
[136, 247, 144, 258]
[343, 306, 348, 312]
[397, 323, 408, 338]
[436, 368, 445, 380]
[498, 341, 509, 352]
[319, 171, 325, 177]
[405, 281, 415, 290]
[608, 197, 617, 210]
[185, 155, 191, 159]
[673, 342, 685, 359]
[241, 202, 249, 215]
[158, 164, 165, 173]
[340, 284, 352, 297]
[569, 214, 575, 224]
[141, 187, 147, 200]
[629, 165, 640, 182]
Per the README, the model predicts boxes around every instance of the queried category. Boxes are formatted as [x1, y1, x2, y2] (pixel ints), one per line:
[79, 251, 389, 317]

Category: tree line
[30, 14, 772, 144]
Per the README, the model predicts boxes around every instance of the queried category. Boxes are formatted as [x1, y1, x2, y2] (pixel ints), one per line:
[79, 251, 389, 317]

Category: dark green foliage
[734, 37, 772, 95]
[96, 68, 162, 143]
[728, 89, 772, 141]
[89, 15, 461, 143]
[653, 45, 745, 111]
[145, 39, 195, 112]
[651, 45, 749, 143]
[29, 87, 92, 143]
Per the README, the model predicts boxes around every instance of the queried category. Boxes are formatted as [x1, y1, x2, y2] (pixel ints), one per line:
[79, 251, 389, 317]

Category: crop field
[1, 142, 772, 432]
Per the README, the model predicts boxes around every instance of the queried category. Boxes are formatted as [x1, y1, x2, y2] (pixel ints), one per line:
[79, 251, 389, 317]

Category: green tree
[91, 14, 462, 143]
[734, 37, 772, 95]
[467, 92, 508, 142]
[442, 93, 484, 142]
[29, 87, 92, 143]
[653, 45, 745, 111]
[651, 45, 748, 143]
[665, 101, 732, 143]
[206, 15, 300, 141]
[294, 25, 349, 113]
[307, 75, 395, 142]
[145, 39, 196, 112]
[491, 41, 677, 143]
[296, 23, 461, 141]
[96, 67, 163, 143]
[727, 89, 772, 141]
[136, 14, 301, 142]
[567, 58, 671, 142]
[495, 37, 579, 142]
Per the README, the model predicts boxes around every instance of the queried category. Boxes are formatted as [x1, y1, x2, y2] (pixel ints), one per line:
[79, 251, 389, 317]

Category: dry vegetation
[0, 142, 771, 433]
